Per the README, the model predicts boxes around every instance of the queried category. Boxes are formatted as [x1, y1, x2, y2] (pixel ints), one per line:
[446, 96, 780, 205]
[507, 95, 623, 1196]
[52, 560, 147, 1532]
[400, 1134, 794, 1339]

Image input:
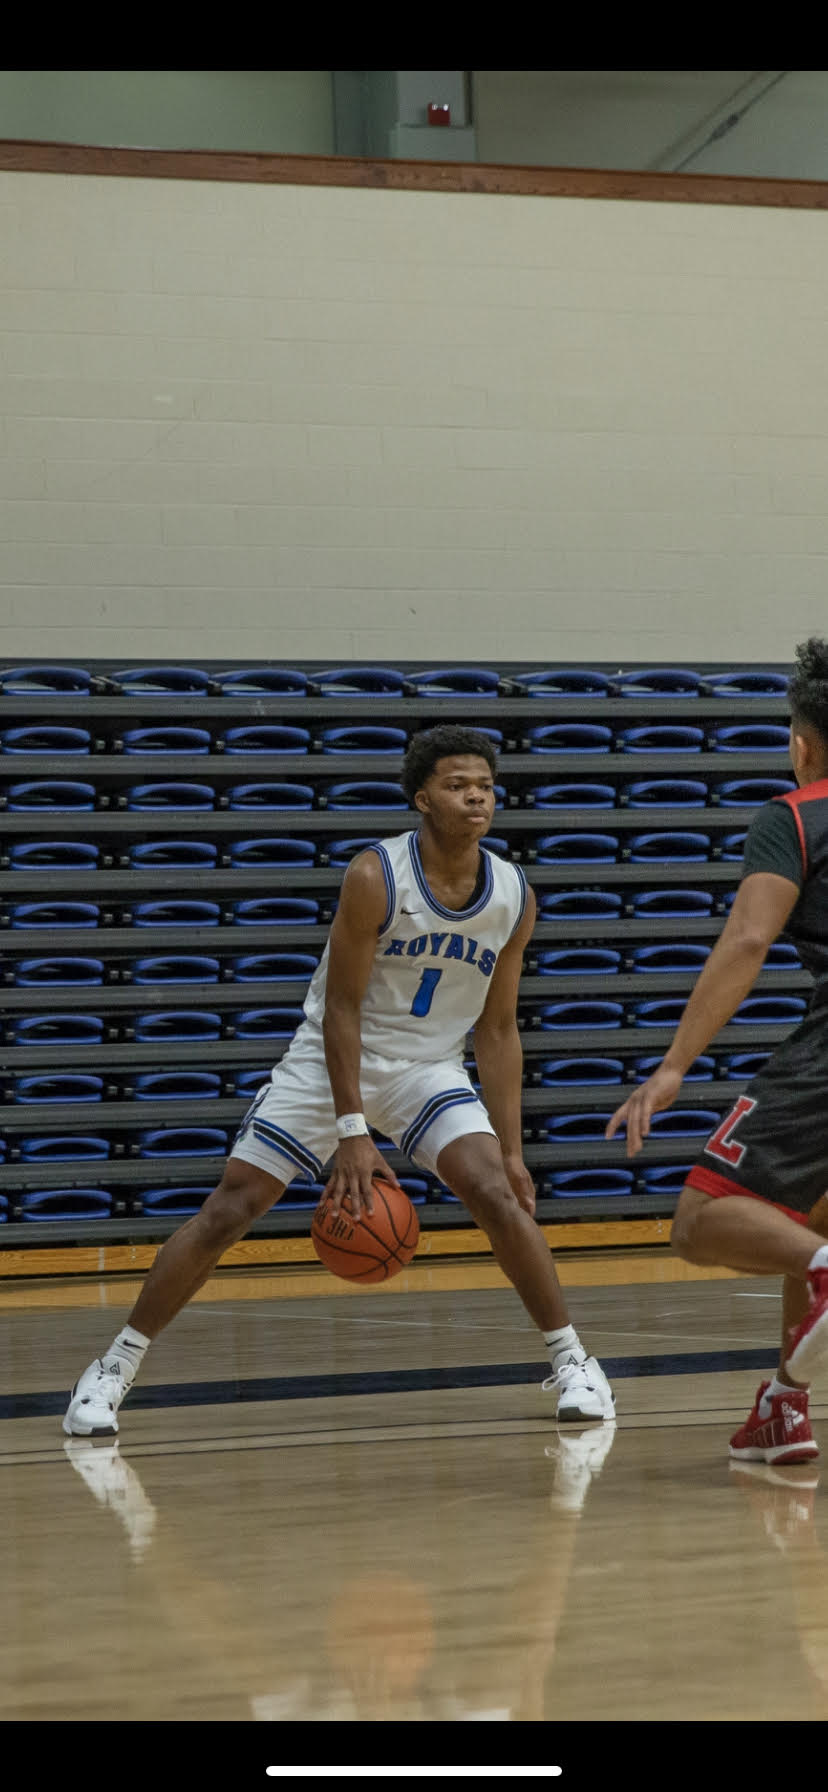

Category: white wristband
[336, 1112, 370, 1139]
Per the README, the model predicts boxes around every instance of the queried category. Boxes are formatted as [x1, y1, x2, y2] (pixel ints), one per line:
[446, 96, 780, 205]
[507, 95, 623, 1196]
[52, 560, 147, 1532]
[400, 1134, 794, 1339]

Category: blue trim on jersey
[251, 1120, 323, 1179]
[371, 841, 397, 936]
[408, 832, 494, 921]
[508, 863, 529, 940]
[402, 1087, 481, 1158]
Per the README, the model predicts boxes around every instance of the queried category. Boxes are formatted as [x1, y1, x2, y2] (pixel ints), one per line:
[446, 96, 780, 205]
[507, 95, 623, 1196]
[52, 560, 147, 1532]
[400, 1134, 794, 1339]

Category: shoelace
[92, 1368, 129, 1407]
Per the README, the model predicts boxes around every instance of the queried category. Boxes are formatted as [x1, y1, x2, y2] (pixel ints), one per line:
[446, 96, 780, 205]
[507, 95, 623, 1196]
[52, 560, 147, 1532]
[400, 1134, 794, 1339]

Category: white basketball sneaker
[543, 1354, 616, 1424]
[63, 1357, 133, 1438]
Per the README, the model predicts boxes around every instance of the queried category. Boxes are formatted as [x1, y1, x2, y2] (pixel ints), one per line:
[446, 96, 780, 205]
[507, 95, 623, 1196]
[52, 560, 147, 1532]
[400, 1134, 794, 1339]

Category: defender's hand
[605, 1065, 684, 1159]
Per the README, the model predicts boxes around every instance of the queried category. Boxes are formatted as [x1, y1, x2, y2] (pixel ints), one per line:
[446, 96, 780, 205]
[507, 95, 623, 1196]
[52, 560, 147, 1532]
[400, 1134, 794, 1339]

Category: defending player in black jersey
[607, 637, 828, 1465]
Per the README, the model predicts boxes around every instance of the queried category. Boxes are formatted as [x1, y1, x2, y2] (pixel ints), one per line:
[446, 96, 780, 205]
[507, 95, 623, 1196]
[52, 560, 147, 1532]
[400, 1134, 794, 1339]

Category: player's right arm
[321, 851, 402, 1218]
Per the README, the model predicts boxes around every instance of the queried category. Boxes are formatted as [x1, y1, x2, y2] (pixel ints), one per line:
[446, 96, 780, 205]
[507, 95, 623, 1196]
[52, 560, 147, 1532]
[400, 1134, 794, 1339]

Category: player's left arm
[473, 884, 537, 1215]
[606, 870, 801, 1157]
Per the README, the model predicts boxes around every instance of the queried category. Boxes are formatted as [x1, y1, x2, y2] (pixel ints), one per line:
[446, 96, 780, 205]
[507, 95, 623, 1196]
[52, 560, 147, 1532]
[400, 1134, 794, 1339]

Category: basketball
[311, 1178, 419, 1284]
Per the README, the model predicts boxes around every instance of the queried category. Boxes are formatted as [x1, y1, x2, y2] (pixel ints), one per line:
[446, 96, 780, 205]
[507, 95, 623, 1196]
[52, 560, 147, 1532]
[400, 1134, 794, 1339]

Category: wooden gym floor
[0, 1244, 823, 1759]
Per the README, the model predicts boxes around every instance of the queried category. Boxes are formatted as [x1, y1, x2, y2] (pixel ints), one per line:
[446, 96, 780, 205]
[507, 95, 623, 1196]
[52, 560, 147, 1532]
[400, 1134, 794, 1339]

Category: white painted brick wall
[1, 170, 826, 662]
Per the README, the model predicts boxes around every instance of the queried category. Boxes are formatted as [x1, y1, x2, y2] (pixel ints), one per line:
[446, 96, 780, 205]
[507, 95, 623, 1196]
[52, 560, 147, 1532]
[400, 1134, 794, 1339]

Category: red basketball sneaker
[786, 1267, 828, 1384]
[729, 1381, 818, 1466]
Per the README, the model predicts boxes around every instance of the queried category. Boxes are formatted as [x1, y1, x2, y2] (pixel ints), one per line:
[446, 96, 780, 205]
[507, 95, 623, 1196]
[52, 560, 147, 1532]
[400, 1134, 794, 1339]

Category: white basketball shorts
[229, 1029, 496, 1188]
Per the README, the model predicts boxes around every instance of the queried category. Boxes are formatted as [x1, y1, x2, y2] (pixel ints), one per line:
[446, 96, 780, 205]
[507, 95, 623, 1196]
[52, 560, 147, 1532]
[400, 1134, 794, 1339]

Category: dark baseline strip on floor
[0, 1348, 775, 1422]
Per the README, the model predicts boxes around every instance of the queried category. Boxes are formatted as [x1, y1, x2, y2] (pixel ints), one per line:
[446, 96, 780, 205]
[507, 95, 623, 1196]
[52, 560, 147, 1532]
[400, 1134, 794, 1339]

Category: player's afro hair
[400, 725, 498, 805]
[788, 638, 828, 740]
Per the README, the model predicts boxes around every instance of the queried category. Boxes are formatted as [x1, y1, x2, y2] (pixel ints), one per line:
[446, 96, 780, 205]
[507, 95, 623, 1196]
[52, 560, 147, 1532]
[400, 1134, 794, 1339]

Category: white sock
[102, 1325, 150, 1383]
[543, 1324, 587, 1374]
[808, 1245, 828, 1273]
[758, 1375, 805, 1419]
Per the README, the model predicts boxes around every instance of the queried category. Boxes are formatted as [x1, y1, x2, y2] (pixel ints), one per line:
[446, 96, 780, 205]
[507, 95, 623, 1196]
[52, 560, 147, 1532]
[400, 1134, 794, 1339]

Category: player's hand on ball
[503, 1154, 536, 1216]
[325, 1138, 402, 1220]
[605, 1064, 684, 1158]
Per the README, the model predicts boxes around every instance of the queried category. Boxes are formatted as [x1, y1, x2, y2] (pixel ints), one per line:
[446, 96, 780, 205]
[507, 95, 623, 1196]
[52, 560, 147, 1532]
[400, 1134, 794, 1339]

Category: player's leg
[434, 1132, 615, 1423]
[63, 1054, 338, 1438]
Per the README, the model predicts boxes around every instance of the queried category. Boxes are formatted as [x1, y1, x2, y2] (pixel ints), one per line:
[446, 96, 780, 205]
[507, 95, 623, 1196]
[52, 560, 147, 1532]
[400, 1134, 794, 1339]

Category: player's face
[416, 755, 496, 835]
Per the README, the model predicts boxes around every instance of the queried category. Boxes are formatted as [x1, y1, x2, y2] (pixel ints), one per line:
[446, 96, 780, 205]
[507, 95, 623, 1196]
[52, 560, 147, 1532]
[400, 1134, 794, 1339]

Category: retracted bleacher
[0, 660, 801, 1252]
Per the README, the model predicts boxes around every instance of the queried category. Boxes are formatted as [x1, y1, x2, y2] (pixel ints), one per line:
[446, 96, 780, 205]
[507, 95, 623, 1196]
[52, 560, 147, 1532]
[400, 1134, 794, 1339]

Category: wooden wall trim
[2, 138, 828, 209]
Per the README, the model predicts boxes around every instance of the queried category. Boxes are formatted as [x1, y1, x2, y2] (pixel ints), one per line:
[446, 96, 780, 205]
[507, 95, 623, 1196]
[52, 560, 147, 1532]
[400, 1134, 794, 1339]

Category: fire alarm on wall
[427, 103, 451, 126]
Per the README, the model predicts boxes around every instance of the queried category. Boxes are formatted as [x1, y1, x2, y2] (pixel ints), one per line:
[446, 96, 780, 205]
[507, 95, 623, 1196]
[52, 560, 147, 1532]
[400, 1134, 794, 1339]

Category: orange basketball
[311, 1178, 419, 1284]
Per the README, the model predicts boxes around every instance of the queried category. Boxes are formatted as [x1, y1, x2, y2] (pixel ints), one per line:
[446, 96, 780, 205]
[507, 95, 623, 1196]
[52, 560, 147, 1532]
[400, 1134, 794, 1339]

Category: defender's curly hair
[788, 638, 828, 739]
[400, 726, 497, 805]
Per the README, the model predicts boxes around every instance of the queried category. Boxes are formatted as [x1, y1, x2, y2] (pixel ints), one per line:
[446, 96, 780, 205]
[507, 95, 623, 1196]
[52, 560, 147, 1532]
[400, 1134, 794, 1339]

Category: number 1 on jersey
[411, 967, 443, 1017]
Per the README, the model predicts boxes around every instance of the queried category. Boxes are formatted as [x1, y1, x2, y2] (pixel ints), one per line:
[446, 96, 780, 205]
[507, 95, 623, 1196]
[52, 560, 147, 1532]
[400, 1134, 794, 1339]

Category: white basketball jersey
[297, 830, 530, 1064]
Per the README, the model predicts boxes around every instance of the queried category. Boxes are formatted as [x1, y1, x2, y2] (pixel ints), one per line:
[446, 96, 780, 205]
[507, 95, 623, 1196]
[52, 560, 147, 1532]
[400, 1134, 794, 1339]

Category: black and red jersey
[741, 778, 828, 997]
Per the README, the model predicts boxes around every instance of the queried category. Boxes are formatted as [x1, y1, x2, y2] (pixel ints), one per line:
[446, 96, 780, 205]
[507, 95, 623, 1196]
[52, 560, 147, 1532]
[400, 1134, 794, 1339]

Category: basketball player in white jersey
[63, 726, 615, 1437]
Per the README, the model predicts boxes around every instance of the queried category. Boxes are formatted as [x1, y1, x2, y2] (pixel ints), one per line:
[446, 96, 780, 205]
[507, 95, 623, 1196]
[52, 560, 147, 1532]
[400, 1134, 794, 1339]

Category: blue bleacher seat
[227, 783, 314, 810]
[628, 832, 711, 861]
[121, 727, 212, 754]
[540, 1058, 624, 1084]
[113, 666, 212, 696]
[0, 665, 92, 695]
[131, 900, 221, 926]
[720, 834, 748, 860]
[232, 897, 320, 925]
[19, 1189, 113, 1220]
[622, 780, 708, 807]
[616, 668, 701, 696]
[637, 1166, 694, 1196]
[764, 943, 801, 967]
[13, 1073, 104, 1102]
[704, 671, 789, 696]
[480, 836, 509, 856]
[646, 1110, 722, 1137]
[526, 724, 613, 752]
[214, 668, 309, 695]
[633, 1055, 715, 1080]
[137, 1188, 213, 1215]
[126, 783, 215, 810]
[537, 948, 621, 974]
[1, 726, 91, 753]
[629, 944, 711, 971]
[137, 1129, 227, 1157]
[19, 1136, 109, 1161]
[8, 901, 100, 928]
[8, 841, 99, 869]
[720, 1052, 772, 1078]
[234, 1008, 306, 1038]
[318, 726, 408, 754]
[223, 726, 311, 753]
[3, 781, 96, 810]
[545, 1169, 634, 1197]
[710, 725, 790, 751]
[407, 668, 499, 696]
[714, 778, 795, 804]
[516, 669, 612, 696]
[131, 956, 221, 983]
[530, 783, 615, 808]
[133, 1071, 223, 1099]
[230, 954, 318, 980]
[322, 782, 407, 810]
[229, 838, 316, 867]
[543, 1112, 613, 1139]
[133, 1011, 221, 1041]
[535, 834, 619, 863]
[538, 891, 623, 919]
[11, 957, 104, 985]
[317, 667, 407, 696]
[630, 889, 714, 917]
[10, 1014, 104, 1045]
[632, 999, 690, 1027]
[618, 726, 704, 753]
[540, 1001, 624, 1029]
[732, 996, 807, 1023]
[233, 1070, 270, 1098]
[129, 841, 218, 868]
